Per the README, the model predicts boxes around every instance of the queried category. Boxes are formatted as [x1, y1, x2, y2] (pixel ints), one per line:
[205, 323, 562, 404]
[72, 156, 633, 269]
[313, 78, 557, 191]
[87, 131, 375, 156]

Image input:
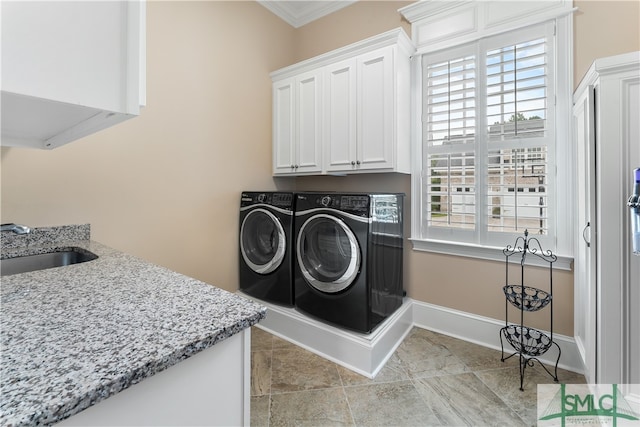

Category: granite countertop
[0, 224, 266, 426]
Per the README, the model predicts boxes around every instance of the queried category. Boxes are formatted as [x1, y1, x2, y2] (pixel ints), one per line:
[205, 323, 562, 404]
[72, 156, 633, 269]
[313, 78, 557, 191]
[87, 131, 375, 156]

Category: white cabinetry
[1, 1, 146, 150]
[272, 70, 323, 175]
[573, 51, 640, 387]
[271, 28, 414, 176]
[326, 45, 406, 173]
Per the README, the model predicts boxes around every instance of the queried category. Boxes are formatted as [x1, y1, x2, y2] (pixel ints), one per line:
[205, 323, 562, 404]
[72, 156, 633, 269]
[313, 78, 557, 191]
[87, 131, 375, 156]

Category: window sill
[409, 238, 573, 271]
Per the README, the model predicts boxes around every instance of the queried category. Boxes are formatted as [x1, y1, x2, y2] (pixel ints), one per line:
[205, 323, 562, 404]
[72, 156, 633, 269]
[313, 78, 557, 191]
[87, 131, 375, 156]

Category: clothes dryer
[239, 191, 294, 306]
[294, 192, 404, 333]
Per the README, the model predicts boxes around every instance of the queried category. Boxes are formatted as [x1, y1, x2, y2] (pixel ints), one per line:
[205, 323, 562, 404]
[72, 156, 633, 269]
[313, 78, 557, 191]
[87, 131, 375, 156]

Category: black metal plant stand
[499, 230, 561, 391]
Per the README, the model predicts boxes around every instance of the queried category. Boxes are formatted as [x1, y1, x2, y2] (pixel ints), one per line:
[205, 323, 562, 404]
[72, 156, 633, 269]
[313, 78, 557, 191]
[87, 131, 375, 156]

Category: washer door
[240, 208, 286, 275]
[297, 214, 360, 293]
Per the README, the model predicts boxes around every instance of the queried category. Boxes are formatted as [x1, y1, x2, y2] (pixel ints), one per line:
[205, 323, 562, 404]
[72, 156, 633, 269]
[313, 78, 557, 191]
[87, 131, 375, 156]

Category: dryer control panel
[241, 192, 293, 209]
[296, 193, 371, 217]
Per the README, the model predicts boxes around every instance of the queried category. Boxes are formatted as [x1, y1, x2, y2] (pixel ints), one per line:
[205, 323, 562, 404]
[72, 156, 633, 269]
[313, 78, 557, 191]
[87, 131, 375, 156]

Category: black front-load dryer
[294, 192, 404, 333]
[239, 191, 294, 306]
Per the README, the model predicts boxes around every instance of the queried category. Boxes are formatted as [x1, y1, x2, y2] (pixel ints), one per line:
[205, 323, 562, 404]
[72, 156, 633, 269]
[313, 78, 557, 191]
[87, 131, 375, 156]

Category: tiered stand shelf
[500, 230, 560, 391]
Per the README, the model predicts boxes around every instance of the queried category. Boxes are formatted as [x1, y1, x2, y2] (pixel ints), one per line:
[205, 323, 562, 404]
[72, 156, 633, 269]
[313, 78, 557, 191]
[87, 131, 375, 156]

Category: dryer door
[240, 208, 286, 274]
[296, 214, 361, 293]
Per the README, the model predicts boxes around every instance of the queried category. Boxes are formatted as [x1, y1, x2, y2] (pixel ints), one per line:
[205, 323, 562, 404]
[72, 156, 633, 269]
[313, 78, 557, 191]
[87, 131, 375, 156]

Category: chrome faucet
[1, 223, 31, 234]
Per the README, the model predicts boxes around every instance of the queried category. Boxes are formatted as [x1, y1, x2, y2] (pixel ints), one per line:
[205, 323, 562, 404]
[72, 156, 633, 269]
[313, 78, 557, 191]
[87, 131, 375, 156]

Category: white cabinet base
[57, 330, 251, 427]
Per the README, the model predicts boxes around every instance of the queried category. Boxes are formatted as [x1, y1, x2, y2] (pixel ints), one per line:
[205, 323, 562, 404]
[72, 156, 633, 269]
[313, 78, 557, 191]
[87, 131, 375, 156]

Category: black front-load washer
[239, 191, 294, 306]
[294, 192, 404, 333]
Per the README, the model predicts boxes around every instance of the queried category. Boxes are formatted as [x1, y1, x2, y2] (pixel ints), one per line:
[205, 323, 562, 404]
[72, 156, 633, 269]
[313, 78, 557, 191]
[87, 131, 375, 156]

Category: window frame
[410, 15, 574, 270]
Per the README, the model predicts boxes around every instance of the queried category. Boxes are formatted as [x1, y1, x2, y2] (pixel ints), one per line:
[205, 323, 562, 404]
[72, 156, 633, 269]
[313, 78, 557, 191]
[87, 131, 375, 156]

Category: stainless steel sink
[0, 248, 98, 276]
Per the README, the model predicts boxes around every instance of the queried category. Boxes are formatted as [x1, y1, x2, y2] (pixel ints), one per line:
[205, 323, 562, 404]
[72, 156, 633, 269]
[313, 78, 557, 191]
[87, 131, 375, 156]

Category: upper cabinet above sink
[1, 1, 146, 150]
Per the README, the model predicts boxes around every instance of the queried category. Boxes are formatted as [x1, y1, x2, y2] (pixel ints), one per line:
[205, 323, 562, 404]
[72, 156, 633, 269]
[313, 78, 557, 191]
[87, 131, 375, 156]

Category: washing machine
[294, 192, 404, 333]
[239, 191, 294, 306]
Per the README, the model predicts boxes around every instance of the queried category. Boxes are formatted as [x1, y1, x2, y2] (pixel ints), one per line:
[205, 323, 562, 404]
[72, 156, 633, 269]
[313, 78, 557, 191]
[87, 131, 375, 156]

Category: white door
[624, 79, 640, 392]
[273, 78, 295, 174]
[357, 46, 394, 170]
[325, 58, 357, 172]
[573, 85, 597, 383]
[272, 72, 322, 175]
[574, 53, 640, 387]
[296, 70, 323, 174]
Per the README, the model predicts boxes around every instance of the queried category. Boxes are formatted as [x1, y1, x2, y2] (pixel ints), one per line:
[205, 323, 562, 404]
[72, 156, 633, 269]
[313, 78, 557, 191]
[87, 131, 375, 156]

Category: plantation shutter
[423, 45, 477, 233]
[421, 22, 556, 245]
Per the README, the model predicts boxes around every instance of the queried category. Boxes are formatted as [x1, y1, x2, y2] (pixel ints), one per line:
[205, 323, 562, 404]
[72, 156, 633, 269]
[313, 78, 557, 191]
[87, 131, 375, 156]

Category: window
[418, 21, 565, 252]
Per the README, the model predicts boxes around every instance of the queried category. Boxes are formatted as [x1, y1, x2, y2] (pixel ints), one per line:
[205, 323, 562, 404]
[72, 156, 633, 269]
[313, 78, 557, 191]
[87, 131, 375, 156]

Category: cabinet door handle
[356, 160, 361, 165]
[294, 164, 299, 169]
[582, 221, 591, 247]
[351, 161, 356, 166]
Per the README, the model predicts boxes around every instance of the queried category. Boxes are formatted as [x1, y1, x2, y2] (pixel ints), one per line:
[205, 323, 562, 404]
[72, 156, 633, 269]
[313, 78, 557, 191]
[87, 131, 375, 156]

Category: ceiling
[257, 0, 357, 28]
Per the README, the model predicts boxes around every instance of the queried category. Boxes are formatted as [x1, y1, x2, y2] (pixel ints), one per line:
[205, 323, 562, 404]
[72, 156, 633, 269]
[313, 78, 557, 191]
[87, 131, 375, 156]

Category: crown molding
[258, 0, 357, 28]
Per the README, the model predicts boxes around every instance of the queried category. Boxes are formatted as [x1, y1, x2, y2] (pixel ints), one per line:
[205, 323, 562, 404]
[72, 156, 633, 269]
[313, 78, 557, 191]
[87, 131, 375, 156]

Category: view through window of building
[421, 22, 556, 248]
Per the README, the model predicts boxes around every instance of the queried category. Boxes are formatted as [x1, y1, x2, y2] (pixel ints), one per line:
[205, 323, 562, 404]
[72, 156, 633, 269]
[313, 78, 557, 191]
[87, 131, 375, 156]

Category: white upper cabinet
[325, 57, 357, 172]
[272, 70, 323, 175]
[271, 28, 414, 176]
[325, 46, 398, 173]
[1, 1, 146, 150]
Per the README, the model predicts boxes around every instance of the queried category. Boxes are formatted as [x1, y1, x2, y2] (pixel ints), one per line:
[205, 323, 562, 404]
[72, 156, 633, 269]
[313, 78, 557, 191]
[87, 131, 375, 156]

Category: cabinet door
[325, 58, 357, 172]
[295, 71, 323, 174]
[357, 46, 394, 171]
[1, 1, 145, 149]
[573, 85, 597, 383]
[273, 79, 296, 174]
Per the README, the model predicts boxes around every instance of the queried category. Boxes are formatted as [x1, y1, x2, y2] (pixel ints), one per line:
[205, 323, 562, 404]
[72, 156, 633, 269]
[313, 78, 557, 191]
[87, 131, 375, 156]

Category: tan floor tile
[475, 365, 549, 425]
[251, 326, 274, 351]
[270, 388, 354, 426]
[251, 350, 272, 396]
[475, 363, 584, 426]
[271, 346, 343, 393]
[414, 372, 528, 426]
[250, 326, 577, 426]
[395, 330, 470, 379]
[344, 380, 440, 426]
[250, 395, 270, 427]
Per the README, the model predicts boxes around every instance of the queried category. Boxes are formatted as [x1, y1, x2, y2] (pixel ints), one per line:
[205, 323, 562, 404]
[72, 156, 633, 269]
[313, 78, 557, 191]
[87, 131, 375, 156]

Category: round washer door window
[240, 208, 286, 275]
[296, 214, 360, 293]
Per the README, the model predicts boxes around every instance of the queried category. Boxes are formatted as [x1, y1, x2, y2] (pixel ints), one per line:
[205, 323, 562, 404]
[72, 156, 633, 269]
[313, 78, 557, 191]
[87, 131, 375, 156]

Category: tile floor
[250, 326, 586, 426]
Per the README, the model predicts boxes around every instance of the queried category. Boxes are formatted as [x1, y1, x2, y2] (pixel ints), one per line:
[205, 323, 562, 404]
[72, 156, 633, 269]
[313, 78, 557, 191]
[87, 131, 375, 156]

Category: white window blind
[425, 54, 476, 146]
[420, 22, 556, 248]
[486, 37, 549, 141]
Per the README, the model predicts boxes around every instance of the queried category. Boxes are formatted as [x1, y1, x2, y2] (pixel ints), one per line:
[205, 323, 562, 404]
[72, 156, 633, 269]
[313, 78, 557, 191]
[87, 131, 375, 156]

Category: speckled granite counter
[0, 225, 266, 426]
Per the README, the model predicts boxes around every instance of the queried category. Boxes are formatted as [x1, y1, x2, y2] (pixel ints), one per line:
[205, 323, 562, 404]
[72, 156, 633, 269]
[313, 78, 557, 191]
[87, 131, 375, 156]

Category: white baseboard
[411, 300, 585, 375]
[239, 292, 585, 378]
[241, 292, 413, 379]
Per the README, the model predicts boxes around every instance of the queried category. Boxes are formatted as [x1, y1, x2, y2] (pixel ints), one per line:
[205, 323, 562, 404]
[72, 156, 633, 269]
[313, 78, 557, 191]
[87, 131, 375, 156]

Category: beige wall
[1, 1, 295, 292]
[1, 1, 638, 336]
[574, 0, 640, 88]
